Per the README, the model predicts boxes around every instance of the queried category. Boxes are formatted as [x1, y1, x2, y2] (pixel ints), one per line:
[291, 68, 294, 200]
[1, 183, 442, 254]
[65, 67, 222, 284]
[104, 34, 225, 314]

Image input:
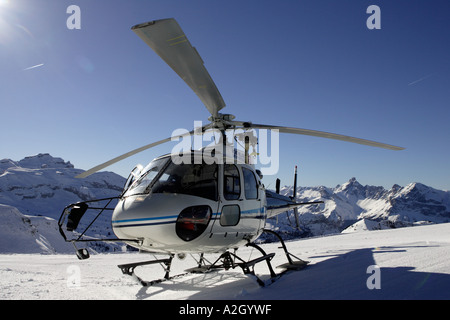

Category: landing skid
[118, 254, 189, 286]
[118, 229, 308, 287]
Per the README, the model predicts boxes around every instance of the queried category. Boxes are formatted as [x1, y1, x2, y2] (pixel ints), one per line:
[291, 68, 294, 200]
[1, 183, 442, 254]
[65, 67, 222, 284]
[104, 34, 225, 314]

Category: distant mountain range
[0, 153, 125, 218]
[1, 153, 449, 253]
[271, 177, 450, 237]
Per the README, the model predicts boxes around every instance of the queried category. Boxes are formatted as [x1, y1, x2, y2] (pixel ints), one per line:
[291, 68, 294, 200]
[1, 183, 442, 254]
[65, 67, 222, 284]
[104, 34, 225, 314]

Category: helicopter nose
[111, 202, 128, 238]
[111, 199, 147, 239]
[111, 196, 179, 240]
[111, 193, 216, 251]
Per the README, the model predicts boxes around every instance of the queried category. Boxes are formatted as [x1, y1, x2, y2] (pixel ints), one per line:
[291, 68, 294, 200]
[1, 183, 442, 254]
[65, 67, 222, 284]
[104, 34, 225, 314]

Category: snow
[0, 204, 73, 254]
[1, 222, 450, 300]
[341, 218, 384, 233]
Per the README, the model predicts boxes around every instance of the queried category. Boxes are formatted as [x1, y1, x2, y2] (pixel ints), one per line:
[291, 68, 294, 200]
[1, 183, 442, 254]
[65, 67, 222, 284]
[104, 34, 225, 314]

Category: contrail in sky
[23, 63, 44, 71]
[408, 73, 435, 86]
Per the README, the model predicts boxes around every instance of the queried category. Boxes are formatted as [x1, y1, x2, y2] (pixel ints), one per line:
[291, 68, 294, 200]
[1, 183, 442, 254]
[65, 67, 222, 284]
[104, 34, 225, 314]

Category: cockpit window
[152, 161, 218, 201]
[123, 157, 169, 197]
[242, 167, 258, 199]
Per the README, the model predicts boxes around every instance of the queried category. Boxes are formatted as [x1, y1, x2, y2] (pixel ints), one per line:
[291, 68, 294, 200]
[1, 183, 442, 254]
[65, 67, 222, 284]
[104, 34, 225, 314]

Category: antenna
[292, 165, 301, 231]
[292, 165, 298, 200]
[276, 178, 281, 194]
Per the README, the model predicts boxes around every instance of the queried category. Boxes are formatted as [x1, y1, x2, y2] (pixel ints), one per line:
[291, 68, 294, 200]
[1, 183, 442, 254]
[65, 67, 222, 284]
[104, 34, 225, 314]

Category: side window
[242, 167, 258, 199]
[224, 164, 240, 200]
[220, 205, 240, 226]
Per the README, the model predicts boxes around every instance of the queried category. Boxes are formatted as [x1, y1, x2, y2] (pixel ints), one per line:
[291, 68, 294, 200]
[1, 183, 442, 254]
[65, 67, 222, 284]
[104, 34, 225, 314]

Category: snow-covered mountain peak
[390, 184, 403, 193]
[0, 158, 19, 174]
[342, 177, 360, 187]
[17, 153, 74, 169]
[394, 182, 448, 203]
[1, 153, 74, 176]
[335, 177, 363, 194]
[401, 182, 437, 196]
[0, 154, 126, 218]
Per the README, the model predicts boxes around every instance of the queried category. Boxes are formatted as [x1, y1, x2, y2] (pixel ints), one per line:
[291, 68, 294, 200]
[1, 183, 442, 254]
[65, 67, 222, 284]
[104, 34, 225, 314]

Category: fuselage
[112, 151, 267, 254]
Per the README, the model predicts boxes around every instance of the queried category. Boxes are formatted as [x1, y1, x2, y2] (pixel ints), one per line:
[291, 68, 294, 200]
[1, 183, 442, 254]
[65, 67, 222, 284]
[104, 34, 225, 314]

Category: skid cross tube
[262, 229, 308, 266]
[245, 242, 277, 278]
[194, 243, 278, 287]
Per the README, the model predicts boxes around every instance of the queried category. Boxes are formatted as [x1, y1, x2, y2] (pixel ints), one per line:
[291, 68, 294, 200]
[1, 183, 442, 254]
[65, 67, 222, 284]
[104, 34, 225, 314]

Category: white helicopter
[58, 18, 403, 286]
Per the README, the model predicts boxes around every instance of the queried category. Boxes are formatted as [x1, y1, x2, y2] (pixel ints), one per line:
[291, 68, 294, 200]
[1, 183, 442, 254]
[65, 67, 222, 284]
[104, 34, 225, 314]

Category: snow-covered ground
[2, 222, 450, 300]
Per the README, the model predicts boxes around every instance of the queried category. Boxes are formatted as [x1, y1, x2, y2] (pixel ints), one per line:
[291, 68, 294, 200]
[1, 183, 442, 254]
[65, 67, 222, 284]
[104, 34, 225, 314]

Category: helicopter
[58, 18, 403, 287]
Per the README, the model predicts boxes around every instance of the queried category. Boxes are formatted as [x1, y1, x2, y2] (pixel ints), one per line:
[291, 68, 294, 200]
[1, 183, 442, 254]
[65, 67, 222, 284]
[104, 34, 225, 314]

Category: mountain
[0, 154, 127, 254]
[0, 153, 126, 219]
[268, 177, 450, 237]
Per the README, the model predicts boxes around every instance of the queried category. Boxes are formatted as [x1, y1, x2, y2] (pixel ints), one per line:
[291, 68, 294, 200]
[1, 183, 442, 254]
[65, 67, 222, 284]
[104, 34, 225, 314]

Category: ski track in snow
[2, 223, 450, 300]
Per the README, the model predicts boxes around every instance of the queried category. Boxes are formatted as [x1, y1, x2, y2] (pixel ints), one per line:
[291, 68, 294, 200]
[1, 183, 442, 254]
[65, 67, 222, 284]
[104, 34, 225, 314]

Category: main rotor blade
[75, 129, 197, 179]
[132, 18, 225, 118]
[247, 123, 405, 151]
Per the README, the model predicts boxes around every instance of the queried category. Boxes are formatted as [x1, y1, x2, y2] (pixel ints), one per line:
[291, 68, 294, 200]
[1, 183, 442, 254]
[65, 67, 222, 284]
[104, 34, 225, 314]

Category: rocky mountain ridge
[0, 153, 126, 218]
[272, 177, 450, 237]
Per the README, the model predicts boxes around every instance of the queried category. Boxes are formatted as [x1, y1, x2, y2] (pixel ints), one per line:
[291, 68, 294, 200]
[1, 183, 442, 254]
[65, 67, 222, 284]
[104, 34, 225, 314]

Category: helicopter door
[209, 164, 241, 239]
[211, 164, 261, 241]
[240, 166, 263, 232]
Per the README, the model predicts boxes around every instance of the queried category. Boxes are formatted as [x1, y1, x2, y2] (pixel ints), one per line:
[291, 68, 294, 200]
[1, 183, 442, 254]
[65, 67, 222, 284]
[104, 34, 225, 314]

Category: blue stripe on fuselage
[112, 207, 266, 228]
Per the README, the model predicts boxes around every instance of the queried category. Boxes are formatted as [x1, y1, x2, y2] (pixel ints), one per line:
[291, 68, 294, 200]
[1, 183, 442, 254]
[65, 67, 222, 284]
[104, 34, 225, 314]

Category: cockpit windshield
[152, 161, 218, 201]
[123, 156, 218, 201]
[123, 157, 169, 197]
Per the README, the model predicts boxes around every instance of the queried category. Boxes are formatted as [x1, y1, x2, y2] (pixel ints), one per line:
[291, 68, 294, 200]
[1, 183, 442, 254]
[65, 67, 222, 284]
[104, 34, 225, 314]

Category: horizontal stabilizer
[265, 189, 323, 218]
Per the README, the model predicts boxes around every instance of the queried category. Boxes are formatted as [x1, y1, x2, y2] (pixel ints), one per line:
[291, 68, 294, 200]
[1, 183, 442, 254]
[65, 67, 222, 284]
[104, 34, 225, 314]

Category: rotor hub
[208, 113, 237, 130]
[208, 113, 235, 122]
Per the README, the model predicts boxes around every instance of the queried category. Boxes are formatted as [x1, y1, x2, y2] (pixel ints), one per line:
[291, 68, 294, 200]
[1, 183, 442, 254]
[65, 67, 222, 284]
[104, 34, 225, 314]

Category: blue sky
[1, 0, 449, 190]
